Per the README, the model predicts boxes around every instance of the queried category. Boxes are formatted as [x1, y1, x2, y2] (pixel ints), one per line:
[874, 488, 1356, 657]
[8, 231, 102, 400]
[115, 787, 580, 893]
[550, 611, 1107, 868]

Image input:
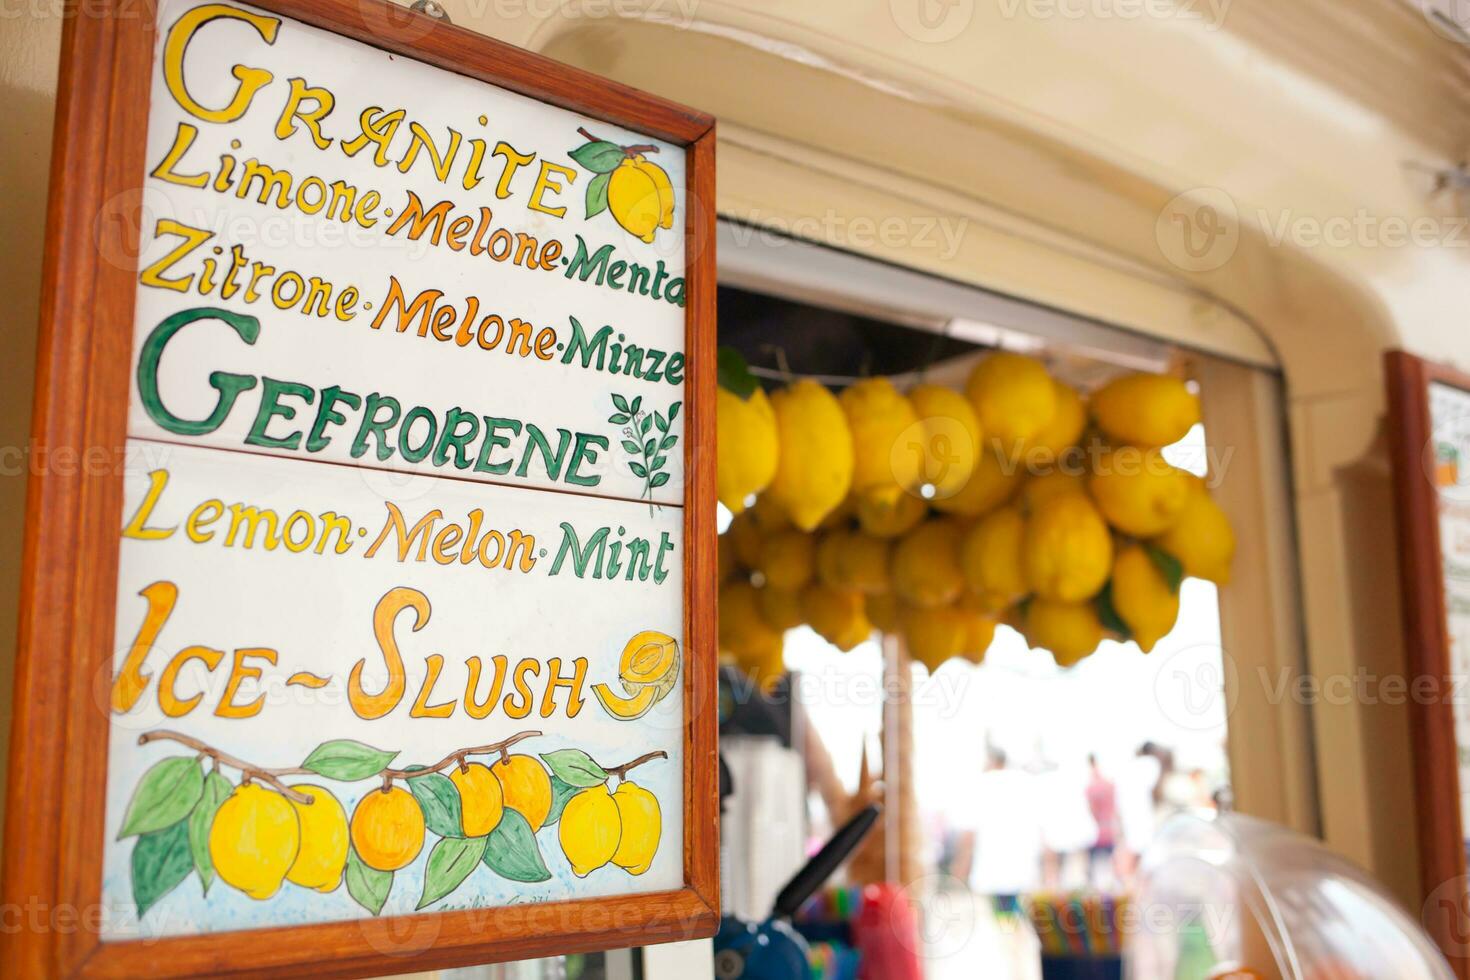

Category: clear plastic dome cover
[1128, 811, 1453, 979]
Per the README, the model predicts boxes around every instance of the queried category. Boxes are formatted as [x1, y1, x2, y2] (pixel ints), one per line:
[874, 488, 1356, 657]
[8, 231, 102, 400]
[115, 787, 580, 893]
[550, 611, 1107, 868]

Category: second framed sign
[1, 0, 716, 975]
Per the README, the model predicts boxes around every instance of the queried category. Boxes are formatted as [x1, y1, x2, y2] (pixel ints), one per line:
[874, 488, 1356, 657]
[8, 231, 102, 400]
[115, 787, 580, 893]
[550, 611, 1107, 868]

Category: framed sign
[0, 0, 716, 975]
[1387, 350, 1470, 977]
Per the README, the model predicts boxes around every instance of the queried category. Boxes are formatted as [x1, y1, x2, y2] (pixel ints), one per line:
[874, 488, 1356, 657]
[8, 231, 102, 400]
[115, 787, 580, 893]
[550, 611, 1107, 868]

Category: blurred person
[956, 747, 1043, 919]
[1084, 754, 1119, 891]
[1116, 743, 1163, 884]
[1035, 756, 1096, 891]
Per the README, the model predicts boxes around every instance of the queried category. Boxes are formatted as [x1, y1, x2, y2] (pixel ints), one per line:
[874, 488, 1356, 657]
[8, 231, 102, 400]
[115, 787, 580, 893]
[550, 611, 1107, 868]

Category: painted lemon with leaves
[611, 782, 661, 875]
[492, 754, 553, 832]
[350, 786, 425, 872]
[285, 784, 349, 892]
[559, 784, 622, 877]
[209, 783, 300, 900]
[608, 156, 672, 244]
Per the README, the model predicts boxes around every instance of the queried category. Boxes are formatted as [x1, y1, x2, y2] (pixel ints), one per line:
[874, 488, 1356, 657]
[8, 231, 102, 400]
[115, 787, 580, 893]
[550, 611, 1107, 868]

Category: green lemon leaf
[586, 171, 611, 218]
[416, 835, 487, 909]
[717, 349, 758, 399]
[543, 775, 581, 826]
[1145, 545, 1186, 594]
[1095, 583, 1132, 639]
[131, 820, 192, 917]
[187, 770, 232, 894]
[540, 749, 609, 788]
[407, 771, 464, 838]
[481, 809, 551, 883]
[346, 846, 393, 916]
[569, 140, 625, 174]
[651, 472, 671, 489]
[300, 740, 398, 782]
[119, 757, 204, 839]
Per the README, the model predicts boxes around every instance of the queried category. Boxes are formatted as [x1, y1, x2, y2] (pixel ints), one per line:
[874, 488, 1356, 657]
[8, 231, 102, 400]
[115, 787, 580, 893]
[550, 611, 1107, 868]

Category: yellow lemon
[960, 506, 1028, 608]
[719, 534, 738, 584]
[1025, 600, 1104, 667]
[751, 492, 795, 531]
[957, 603, 999, 664]
[619, 630, 681, 700]
[608, 158, 662, 243]
[720, 580, 782, 658]
[855, 490, 927, 538]
[610, 781, 662, 875]
[1091, 373, 1199, 447]
[841, 378, 922, 510]
[285, 784, 348, 893]
[816, 529, 890, 593]
[767, 380, 854, 531]
[1023, 491, 1113, 602]
[736, 635, 787, 690]
[1022, 468, 1088, 510]
[1088, 449, 1190, 536]
[758, 585, 806, 631]
[717, 386, 778, 514]
[902, 604, 969, 672]
[907, 383, 982, 500]
[965, 352, 1057, 451]
[592, 682, 658, 719]
[1023, 381, 1087, 466]
[450, 763, 505, 838]
[931, 444, 1025, 518]
[892, 519, 965, 608]
[349, 786, 424, 873]
[560, 784, 622, 877]
[491, 755, 553, 832]
[1153, 477, 1235, 584]
[633, 155, 675, 231]
[865, 591, 902, 633]
[757, 529, 816, 590]
[802, 585, 872, 651]
[210, 783, 300, 900]
[1112, 545, 1181, 653]
[726, 511, 764, 569]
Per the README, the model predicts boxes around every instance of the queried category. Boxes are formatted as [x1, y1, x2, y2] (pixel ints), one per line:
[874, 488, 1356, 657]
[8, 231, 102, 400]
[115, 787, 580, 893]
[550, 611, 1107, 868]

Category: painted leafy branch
[610, 393, 680, 511]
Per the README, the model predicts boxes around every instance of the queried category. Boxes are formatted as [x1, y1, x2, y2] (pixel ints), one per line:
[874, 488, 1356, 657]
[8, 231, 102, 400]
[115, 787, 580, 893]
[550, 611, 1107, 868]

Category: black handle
[771, 803, 882, 920]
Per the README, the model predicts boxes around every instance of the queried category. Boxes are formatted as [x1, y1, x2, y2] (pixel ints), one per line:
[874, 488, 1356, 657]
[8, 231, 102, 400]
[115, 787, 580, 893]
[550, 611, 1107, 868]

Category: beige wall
[3, 0, 1468, 912]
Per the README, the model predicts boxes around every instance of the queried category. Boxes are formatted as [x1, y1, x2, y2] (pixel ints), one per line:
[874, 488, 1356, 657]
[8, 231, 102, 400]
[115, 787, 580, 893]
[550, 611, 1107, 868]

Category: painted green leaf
[118, 757, 204, 839]
[346, 846, 393, 916]
[622, 439, 643, 455]
[1095, 583, 1132, 639]
[644, 438, 657, 456]
[668, 401, 681, 421]
[540, 749, 609, 788]
[300, 739, 398, 782]
[613, 393, 630, 413]
[659, 435, 677, 451]
[655, 411, 668, 433]
[569, 140, 625, 174]
[417, 835, 487, 909]
[651, 472, 671, 489]
[187, 770, 232, 894]
[608, 412, 630, 425]
[1146, 545, 1186, 594]
[543, 775, 580, 826]
[629, 462, 648, 478]
[651, 455, 667, 470]
[131, 820, 192, 917]
[639, 415, 653, 435]
[481, 810, 552, 883]
[407, 771, 464, 838]
[630, 396, 643, 414]
[585, 170, 612, 218]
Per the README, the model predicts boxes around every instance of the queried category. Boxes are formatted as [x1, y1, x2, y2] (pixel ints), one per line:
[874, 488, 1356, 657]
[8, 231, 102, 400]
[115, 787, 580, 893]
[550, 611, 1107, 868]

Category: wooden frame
[1387, 349, 1470, 978]
[0, 0, 718, 975]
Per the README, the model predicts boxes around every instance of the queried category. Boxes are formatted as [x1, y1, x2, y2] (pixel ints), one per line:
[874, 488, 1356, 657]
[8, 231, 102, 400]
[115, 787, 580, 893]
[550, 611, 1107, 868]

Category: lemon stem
[605, 750, 669, 779]
[575, 126, 659, 157]
[140, 729, 312, 803]
[377, 729, 544, 779]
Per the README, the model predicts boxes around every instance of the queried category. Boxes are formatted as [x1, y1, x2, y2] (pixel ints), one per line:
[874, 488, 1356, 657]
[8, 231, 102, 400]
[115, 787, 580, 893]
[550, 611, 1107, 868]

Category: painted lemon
[492, 754, 553, 832]
[285, 784, 348, 893]
[350, 786, 425, 872]
[610, 781, 662, 875]
[608, 157, 662, 243]
[592, 683, 659, 720]
[717, 386, 778, 513]
[560, 784, 622, 877]
[450, 762, 505, 838]
[635, 154, 675, 231]
[210, 783, 301, 900]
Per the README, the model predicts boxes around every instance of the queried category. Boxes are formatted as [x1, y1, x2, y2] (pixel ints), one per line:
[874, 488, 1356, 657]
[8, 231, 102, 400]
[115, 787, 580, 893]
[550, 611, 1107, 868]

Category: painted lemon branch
[575, 126, 660, 157]
[603, 750, 668, 778]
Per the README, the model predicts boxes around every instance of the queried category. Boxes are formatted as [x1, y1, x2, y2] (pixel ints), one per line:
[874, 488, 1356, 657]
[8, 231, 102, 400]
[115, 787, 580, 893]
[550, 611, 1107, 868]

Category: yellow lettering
[162, 3, 279, 123]
[348, 587, 425, 719]
[158, 644, 223, 717]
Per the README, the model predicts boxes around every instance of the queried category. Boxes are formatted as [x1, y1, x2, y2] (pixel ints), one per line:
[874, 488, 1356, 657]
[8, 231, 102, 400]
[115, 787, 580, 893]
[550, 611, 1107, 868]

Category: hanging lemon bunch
[715, 347, 1236, 686]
